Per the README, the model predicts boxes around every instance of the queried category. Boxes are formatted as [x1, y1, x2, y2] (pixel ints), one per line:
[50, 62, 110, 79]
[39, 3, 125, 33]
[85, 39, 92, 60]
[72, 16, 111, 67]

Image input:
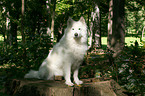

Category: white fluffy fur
[24, 17, 88, 86]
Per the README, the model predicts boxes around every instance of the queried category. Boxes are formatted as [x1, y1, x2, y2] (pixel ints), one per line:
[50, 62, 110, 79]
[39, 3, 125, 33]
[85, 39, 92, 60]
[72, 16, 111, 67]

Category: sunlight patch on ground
[101, 37, 144, 46]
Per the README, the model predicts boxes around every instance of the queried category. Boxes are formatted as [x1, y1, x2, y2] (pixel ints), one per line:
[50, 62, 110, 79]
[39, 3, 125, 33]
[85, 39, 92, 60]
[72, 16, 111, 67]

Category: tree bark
[46, 0, 51, 35]
[50, 0, 56, 43]
[142, 26, 145, 41]
[107, 0, 125, 58]
[10, 21, 18, 48]
[6, 11, 11, 45]
[21, 0, 26, 64]
[21, 0, 25, 45]
[7, 0, 21, 48]
[107, 0, 113, 49]
[89, 0, 101, 50]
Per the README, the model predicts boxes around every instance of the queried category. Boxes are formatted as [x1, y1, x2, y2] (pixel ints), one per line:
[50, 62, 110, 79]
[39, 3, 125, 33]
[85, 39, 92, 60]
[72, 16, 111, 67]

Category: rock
[4, 78, 127, 96]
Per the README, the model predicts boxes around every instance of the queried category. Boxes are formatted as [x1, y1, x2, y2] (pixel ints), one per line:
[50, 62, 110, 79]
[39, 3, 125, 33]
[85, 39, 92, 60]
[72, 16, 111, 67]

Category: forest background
[0, 0, 145, 95]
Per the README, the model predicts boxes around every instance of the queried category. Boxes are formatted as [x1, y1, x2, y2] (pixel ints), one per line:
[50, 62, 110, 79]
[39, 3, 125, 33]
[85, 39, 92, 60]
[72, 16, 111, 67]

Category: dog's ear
[67, 17, 73, 25]
[79, 17, 85, 23]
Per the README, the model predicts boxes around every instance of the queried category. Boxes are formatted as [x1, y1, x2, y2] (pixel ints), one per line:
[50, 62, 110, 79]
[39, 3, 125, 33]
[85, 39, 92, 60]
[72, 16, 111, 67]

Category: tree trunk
[1, 7, 7, 43]
[93, 0, 101, 48]
[88, 12, 93, 50]
[107, 0, 113, 49]
[142, 26, 145, 41]
[21, 0, 26, 64]
[21, 0, 25, 45]
[50, 0, 56, 43]
[107, 0, 125, 58]
[46, 0, 51, 35]
[87, 6, 92, 50]
[5, 79, 127, 96]
[6, 11, 11, 45]
[8, 0, 21, 49]
[9, 21, 18, 48]
[90, 0, 101, 50]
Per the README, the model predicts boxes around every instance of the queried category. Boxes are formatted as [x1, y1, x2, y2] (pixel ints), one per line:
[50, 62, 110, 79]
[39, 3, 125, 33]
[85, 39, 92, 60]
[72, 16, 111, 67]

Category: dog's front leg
[64, 64, 74, 86]
[73, 68, 83, 85]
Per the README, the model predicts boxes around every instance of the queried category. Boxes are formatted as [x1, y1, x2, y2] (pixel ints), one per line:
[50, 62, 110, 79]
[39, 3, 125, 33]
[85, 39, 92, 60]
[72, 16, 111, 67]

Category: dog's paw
[75, 80, 83, 85]
[65, 81, 74, 86]
[76, 84, 82, 87]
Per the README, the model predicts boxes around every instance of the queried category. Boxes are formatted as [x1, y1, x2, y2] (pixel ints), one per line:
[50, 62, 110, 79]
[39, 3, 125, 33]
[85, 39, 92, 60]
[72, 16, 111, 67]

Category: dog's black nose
[74, 33, 78, 37]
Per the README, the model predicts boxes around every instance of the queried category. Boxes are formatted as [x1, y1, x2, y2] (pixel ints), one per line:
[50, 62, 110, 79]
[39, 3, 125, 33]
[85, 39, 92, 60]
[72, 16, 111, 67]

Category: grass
[0, 35, 144, 47]
[101, 36, 144, 47]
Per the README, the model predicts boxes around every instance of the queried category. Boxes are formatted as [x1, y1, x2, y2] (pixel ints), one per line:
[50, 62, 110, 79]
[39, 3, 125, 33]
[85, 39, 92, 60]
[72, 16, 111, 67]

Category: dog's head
[66, 17, 87, 39]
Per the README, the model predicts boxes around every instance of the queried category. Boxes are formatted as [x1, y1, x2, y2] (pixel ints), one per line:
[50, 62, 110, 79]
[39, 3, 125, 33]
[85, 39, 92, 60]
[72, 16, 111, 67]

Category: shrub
[0, 35, 52, 78]
[111, 43, 145, 95]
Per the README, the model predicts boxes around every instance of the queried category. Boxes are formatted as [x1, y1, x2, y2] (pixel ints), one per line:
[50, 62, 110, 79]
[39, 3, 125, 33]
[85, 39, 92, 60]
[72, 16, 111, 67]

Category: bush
[0, 34, 52, 78]
[111, 43, 145, 95]
[85, 42, 145, 95]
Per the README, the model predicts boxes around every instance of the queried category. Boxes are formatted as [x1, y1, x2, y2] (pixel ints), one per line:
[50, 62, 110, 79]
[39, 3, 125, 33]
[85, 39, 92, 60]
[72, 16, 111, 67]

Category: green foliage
[125, 1, 145, 37]
[0, 35, 51, 78]
[106, 42, 145, 95]
[56, 0, 72, 15]
[86, 41, 145, 95]
[115, 45, 145, 95]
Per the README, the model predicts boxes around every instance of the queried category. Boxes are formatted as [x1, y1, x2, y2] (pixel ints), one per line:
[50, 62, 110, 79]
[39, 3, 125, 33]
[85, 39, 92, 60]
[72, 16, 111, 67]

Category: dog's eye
[72, 28, 74, 30]
[78, 28, 81, 30]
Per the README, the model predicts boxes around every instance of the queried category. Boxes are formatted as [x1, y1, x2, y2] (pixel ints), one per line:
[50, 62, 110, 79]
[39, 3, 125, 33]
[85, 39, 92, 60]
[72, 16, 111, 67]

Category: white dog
[24, 17, 88, 86]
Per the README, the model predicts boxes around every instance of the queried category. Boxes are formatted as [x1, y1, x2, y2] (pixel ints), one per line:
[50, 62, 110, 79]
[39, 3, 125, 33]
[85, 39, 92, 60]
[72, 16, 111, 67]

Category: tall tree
[50, 0, 56, 43]
[21, 0, 27, 64]
[142, 26, 145, 41]
[46, 0, 51, 35]
[107, 0, 125, 57]
[8, 0, 21, 48]
[6, 8, 10, 44]
[107, 0, 113, 49]
[89, 0, 101, 50]
[21, 0, 25, 45]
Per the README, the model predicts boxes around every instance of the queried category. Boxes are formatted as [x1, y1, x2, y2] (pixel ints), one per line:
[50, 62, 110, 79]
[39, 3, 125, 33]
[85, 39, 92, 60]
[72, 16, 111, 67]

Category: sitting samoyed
[24, 17, 88, 86]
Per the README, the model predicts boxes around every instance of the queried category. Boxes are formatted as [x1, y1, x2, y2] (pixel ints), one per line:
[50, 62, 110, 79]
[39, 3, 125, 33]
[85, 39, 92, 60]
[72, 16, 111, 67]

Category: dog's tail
[24, 70, 40, 79]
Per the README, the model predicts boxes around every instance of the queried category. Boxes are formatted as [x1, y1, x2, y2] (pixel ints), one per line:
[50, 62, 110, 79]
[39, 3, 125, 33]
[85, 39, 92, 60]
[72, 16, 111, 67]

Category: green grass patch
[101, 36, 144, 47]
